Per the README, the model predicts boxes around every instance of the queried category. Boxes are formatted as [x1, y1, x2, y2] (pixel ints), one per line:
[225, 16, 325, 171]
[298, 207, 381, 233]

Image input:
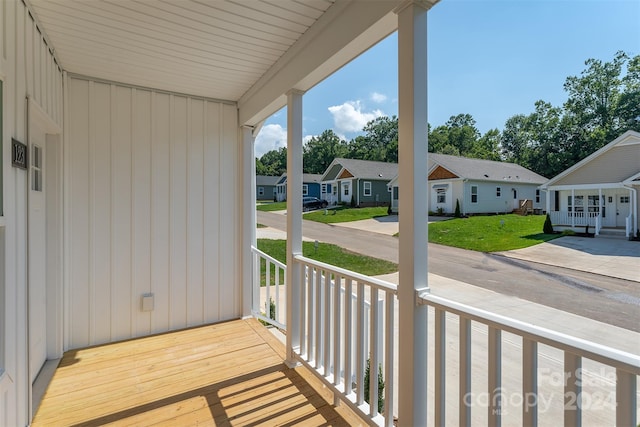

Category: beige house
[541, 130, 640, 237]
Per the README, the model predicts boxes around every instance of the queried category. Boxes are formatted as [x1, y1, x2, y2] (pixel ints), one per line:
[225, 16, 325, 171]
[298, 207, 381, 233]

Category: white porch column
[545, 188, 551, 214]
[285, 89, 304, 366]
[397, 2, 431, 424]
[241, 126, 256, 318]
[571, 188, 575, 228]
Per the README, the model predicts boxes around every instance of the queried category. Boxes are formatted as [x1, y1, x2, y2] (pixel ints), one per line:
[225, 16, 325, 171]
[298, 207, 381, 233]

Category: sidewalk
[496, 235, 640, 283]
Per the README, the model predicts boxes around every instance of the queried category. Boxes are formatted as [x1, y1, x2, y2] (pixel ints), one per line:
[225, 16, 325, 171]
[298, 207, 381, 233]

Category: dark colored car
[303, 196, 328, 211]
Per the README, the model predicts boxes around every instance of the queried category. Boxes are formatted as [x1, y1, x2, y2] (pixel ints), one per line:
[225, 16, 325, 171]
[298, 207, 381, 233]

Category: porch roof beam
[546, 183, 629, 191]
[238, 0, 401, 126]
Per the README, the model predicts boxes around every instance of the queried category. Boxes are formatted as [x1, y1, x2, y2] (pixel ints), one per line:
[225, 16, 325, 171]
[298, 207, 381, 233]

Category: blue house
[275, 173, 323, 202]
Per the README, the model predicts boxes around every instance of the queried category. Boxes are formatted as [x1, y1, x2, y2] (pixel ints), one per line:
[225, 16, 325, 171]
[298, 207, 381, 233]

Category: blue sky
[255, 0, 640, 157]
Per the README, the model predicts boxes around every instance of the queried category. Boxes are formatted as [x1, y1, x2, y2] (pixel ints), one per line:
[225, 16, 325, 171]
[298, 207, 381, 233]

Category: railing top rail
[294, 254, 398, 294]
[251, 245, 287, 270]
[420, 292, 640, 374]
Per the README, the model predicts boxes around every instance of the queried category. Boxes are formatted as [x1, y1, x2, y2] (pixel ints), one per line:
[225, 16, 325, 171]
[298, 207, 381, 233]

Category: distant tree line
[257, 52, 640, 179]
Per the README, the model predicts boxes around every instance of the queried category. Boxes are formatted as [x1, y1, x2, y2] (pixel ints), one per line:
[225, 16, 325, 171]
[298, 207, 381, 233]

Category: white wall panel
[66, 77, 240, 349]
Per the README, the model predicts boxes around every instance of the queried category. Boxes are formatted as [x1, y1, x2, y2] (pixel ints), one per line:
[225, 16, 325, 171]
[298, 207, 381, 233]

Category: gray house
[321, 158, 398, 207]
[256, 175, 279, 201]
[388, 153, 547, 214]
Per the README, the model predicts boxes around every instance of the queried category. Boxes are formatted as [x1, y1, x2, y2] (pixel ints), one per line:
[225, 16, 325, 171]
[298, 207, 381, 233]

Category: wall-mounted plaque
[12, 138, 27, 169]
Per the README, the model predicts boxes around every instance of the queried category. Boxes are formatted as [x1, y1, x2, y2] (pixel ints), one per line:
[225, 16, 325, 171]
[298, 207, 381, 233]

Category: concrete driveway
[497, 236, 640, 283]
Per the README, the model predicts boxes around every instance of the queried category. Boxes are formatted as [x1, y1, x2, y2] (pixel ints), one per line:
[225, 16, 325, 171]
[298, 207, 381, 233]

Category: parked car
[303, 197, 328, 211]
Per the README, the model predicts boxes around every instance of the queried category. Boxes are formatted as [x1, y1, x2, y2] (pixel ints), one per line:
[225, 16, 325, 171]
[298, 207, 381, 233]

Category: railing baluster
[488, 327, 502, 427]
[616, 368, 637, 427]
[356, 281, 365, 406]
[275, 265, 280, 324]
[384, 292, 395, 427]
[523, 338, 538, 427]
[564, 352, 581, 427]
[344, 278, 353, 396]
[265, 260, 271, 319]
[370, 288, 380, 417]
[333, 275, 342, 386]
[324, 271, 332, 377]
[315, 268, 323, 369]
[308, 267, 315, 364]
[435, 308, 446, 426]
[460, 317, 472, 427]
[300, 264, 307, 358]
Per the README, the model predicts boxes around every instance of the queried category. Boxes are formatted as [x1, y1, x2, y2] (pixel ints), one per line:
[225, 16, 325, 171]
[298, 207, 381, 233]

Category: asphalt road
[257, 211, 640, 332]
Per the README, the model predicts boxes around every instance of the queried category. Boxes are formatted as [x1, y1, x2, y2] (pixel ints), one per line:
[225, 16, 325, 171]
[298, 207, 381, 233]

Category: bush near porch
[428, 214, 561, 252]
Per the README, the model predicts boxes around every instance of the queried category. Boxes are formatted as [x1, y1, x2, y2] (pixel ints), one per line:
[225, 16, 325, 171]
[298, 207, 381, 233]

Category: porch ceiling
[27, 0, 403, 125]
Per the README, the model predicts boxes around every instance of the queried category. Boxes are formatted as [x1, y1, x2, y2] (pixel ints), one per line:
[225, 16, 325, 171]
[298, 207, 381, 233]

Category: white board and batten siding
[1, 1, 64, 426]
[66, 76, 241, 350]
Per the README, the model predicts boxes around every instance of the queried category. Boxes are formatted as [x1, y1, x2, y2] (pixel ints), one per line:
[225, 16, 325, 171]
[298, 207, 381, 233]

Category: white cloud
[302, 135, 315, 145]
[255, 124, 287, 157]
[370, 92, 387, 103]
[328, 101, 384, 134]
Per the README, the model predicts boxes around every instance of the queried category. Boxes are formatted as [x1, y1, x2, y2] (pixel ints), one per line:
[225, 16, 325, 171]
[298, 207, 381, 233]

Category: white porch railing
[418, 291, 640, 426]
[252, 248, 638, 426]
[550, 211, 601, 229]
[626, 214, 633, 237]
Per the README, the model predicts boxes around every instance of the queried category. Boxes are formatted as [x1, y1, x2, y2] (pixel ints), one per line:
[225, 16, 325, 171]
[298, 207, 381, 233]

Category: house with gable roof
[321, 158, 398, 206]
[256, 175, 279, 201]
[274, 173, 323, 202]
[388, 153, 547, 215]
[541, 130, 640, 237]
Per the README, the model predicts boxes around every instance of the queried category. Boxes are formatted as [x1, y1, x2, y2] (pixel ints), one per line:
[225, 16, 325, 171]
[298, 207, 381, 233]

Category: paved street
[257, 210, 640, 332]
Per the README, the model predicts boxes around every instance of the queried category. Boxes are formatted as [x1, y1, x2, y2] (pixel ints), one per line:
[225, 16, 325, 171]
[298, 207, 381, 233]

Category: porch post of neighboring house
[285, 89, 304, 366]
[571, 188, 575, 228]
[597, 187, 602, 235]
[545, 188, 550, 215]
[396, 1, 430, 424]
[242, 125, 257, 318]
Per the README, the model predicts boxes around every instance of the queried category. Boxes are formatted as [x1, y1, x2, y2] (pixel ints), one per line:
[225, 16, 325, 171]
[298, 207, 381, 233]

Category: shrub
[364, 357, 385, 413]
[259, 298, 276, 326]
[350, 197, 356, 208]
[387, 204, 392, 216]
[543, 213, 554, 234]
[455, 199, 461, 218]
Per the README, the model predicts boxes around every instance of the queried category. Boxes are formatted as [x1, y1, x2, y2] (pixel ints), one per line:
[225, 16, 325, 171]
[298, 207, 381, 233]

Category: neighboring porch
[31, 319, 364, 426]
[547, 187, 638, 237]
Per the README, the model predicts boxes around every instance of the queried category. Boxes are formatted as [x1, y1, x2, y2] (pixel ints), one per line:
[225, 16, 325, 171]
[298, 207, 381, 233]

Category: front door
[512, 189, 519, 210]
[616, 194, 631, 227]
[342, 181, 352, 204]
[28, 123, 47, 383]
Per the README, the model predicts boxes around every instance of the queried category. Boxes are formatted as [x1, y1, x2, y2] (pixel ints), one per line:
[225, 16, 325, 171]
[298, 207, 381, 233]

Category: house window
[343, 183, 349, 196]
[471, 186, 478, 203]
[393, 187, 399, 200]
[302, 184, 308, 196]
[332, 185, 337, 196]
[567, 195, 584, 214]
[436, 188, 446, 204]
[258, 187, 264, 196]
[620, 196, 630, 203]
[496, 187, 501, 197]
[321, 183, 327, 194]
[363, 181, 372, 196]
[535, 189, 540, 203]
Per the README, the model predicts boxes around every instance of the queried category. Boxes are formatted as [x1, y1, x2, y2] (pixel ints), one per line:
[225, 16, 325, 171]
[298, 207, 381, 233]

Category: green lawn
[428, 214, 561, 252]
[257, 202, 287, 212]
[257, 239, 397, 285]
[304, 206, 389, 224]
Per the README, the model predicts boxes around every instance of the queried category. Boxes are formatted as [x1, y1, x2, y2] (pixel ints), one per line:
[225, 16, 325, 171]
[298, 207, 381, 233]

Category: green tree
[303, 130, 348, 174]
[348, 116, 398, 162]
[258, 147, 287, 176]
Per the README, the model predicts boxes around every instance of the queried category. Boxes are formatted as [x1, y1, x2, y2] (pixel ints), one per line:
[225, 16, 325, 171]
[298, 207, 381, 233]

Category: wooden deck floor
[32, 319, 363, 426]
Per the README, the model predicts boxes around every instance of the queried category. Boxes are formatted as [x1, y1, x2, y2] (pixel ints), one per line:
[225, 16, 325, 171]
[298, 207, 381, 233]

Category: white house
[541, 130, 640, 237]
[388, 153, 547, 215]
[1, 1, 637, 426]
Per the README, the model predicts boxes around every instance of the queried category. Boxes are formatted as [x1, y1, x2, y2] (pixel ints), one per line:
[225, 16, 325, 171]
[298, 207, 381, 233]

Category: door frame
[27, 97, 63, 418]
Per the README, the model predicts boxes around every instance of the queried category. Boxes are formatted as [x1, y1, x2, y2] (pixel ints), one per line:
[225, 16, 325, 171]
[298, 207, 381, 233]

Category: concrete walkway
[497, 235, 640, 283]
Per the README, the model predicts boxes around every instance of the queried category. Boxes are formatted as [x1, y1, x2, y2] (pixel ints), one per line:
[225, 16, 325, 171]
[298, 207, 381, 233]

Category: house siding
[65, 77, 241, 350]
[554, 143, 640, 186]
[1, 1, 65, 425]
[358, 179, 391, 206]
[462, 181, 545, 215]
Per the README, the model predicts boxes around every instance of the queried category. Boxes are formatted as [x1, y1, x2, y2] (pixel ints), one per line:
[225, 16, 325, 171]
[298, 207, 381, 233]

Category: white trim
[470, 185, 478, 203]
[547, 183, 628, 191]
[363, 181, 372, 196]
[302, 184, 308, 196]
